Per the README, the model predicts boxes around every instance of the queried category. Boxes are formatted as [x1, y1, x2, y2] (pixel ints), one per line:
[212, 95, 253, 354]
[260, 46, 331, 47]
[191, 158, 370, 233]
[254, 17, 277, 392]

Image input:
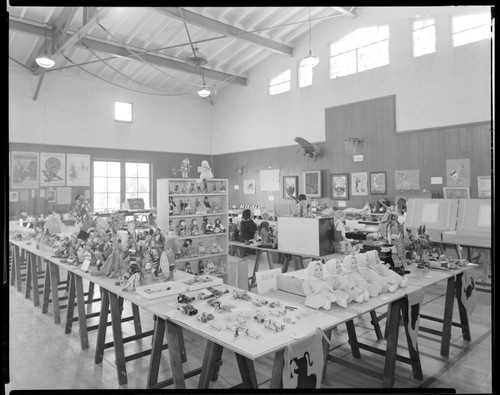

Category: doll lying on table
[366, 249, 409, 288]
[355, 252, 397, 293]
[301, 260, 350, 310]
[324, 259, 366, 303]
[341, 255, 380, 299]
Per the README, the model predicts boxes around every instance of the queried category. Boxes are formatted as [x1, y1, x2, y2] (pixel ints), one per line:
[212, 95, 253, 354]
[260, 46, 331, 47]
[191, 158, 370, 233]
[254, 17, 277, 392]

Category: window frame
[451, 12, 491, 48]
[269, 68, 292, 95]
[411, 17, 437, 57]
[114, 101, 133, 123]
[298, 62, 313, 88]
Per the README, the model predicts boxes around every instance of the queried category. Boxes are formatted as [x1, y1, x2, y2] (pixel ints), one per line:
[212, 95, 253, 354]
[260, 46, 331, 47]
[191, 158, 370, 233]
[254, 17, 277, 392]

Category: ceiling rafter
[10, 18, 247, 86]
[331, 7, 357, 18]
[150, 7, 294, 56]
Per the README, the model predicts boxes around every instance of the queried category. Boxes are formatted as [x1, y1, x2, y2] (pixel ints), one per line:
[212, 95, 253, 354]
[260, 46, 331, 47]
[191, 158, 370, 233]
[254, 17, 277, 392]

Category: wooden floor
[4, 255, 493, 393]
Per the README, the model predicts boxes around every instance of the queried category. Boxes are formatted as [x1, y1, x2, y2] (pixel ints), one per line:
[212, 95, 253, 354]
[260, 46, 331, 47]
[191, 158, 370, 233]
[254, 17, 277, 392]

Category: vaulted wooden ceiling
[8, 6, 357, 100]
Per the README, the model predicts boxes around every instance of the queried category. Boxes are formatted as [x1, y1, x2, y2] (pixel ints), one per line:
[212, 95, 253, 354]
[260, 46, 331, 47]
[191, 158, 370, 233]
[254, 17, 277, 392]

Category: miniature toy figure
[189, 183, 196, 194]
[100, 239, 126, 277]
[188, 219, 200, 236]
[184, 262, 194, 274]
[199, 160, 214, 192]
[148, 228, 165, 254]
[122, 262, 143, 291]
[176, 220, 187, 237]
[169, 197, 176, 215]
[203, 196, 212, 209]
[213, 218, 225, 233]
[205, 259, 215, 274]
[302, 260, 349, 309]
[341, 255, 379, 298]
[197, 241, 206, 255]
[171, 158, 192, 179]
[164, 235, 180, 281]
[198, 260, 205, 274]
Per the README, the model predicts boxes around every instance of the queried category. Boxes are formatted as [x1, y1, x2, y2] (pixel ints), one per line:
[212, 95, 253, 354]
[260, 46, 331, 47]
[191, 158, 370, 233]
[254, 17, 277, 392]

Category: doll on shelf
[366, 250, 408, 288]
[179, 158, 191, 178]
[204, 259, 215, 274]
[180, 239, 195, 258]
[355, 253, 396, 293]
[203, 196, 212, 210]
[341, 255, 379, 298]
[198, 260, 205, 274]
[324, 259, 365, 303]
[184, 262, 194, 274]
[169, 197, 176, 215]
[213, 218, 225, 233]
[188, 219, 200, 236]
[199, 160, 214, 192]
[176, 220, 187, 237]
[302, 260, 349, 309]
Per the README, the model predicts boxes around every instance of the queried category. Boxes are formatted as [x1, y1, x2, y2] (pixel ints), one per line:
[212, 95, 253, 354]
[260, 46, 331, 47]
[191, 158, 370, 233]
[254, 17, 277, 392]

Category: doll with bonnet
[366, 250, 409, 288]
[199, 160, 214, 192]
[341, 255, 380, 299]
[356, 252, 397, 293]
[302, 260, 349, 309]
[324, 259, 366, 303]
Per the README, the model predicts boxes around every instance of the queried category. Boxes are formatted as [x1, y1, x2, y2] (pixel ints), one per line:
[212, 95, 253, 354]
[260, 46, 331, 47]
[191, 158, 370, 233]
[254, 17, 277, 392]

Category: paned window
[329, 25, 389, 79]
[412, 18, 436, 57]
[125, 162, 151, 209]
[452, 13, 491, 47]
[269, 69, 291, 95]
[114, 101, 133, 122]
[93, 161, 121, 212]
[298, 63, 313, 88]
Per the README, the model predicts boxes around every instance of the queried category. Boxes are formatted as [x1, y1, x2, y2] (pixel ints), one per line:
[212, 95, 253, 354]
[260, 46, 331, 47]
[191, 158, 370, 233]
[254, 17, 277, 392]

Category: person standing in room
[293, 194, 310, 217]
[238, 209, 258, 244]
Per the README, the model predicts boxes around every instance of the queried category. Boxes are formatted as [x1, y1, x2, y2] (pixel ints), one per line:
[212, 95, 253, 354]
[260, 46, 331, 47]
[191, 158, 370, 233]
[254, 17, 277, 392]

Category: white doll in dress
[324, 259, 366, 303]
[302, 260, 348, 309]
[356, 252, 397, 293]
[341, 255, 379, 299]
[366, 250, 409, 288]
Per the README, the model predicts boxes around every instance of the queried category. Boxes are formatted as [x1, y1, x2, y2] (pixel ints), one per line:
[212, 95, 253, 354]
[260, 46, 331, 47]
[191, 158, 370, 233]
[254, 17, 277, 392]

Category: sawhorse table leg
[64, 272, 89, 349]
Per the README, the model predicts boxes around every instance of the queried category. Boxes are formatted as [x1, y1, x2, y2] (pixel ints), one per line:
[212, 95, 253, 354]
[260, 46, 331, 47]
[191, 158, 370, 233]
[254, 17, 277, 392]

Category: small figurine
[197, 241, 206, 255]
[176, 220, 187, 237]
[180, 239, 195, 258]
[169, 197, 176, 215]
[213, 218, 225, 233]
[199, 160, 214, 192]
[188, 219, 200, 236]
[198, 260, 205, 274]
[205, 259, 215, 274]
[184, 262, 194, 274]
[100, 239, 126, 277]
[189, 183, 196, 194]
[171, 158, 192, 178]
[122, 262, 143, 291]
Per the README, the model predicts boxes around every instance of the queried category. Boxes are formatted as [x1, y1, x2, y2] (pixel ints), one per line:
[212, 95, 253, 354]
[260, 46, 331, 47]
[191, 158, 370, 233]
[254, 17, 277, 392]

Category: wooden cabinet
[157, 178, 228, 274]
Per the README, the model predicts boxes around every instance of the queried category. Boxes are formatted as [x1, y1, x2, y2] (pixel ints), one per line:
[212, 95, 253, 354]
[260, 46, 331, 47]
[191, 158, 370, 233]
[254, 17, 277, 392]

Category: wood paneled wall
[8, 142, 210, 218]
[212, 95, 492, 211]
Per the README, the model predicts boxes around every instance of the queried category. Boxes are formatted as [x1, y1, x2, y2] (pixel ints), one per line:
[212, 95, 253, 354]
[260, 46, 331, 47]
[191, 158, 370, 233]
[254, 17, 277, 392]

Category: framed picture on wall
[47, 188, 56, 203]
[303, 170, 322, 198]
[443, 187, 470, 199]
[67, 154, 91, 186]
[351, 172, 368, 196]
[331, 174, 349, 200]
[370, 171, 387, 195]
[11, 151, 39, 188]
[40, 152, 66, 187]
[477, 176, 491, 198]
[283, 176, 298, 200]
[395, 169, 420, 191]
[9, 191, 19, 202]
[243, 180, 256, 194]
[446, 158, 470, 186]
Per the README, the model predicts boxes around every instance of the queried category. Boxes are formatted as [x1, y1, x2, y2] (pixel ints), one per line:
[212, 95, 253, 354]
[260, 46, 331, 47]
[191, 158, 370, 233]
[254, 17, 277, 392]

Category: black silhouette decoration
[290, 352, 317, 388]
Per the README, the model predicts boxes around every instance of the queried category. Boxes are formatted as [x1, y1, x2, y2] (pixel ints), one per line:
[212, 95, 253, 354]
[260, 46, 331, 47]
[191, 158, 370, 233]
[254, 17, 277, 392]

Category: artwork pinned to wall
[243, 180, 256, 194]
[395, 169, 420, 191]
[67, 154, 91, 186]
[46, 188, 56, 203]
[11, 151, 39, 188]
[351, 172, 368, 196]
[9, 191, 19, 202]
[369, 171, 387, 195]
[331, 174, 349, 200]
[40, 152, 66, 187]
[303, 170, 322, 198]
[283, 176, 299, 200]
[446, 158, 470, 186]
[260, 169, 280, 191]
[477, 176, 491, 198]
[443, 187, 470, 199]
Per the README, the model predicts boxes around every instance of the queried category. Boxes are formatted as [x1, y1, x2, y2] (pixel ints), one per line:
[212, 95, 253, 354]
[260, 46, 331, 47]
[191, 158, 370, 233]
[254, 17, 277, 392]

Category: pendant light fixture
[36, 26, 55, 69]
[197, 86, 211, 97]
[300, 7, 319, 68]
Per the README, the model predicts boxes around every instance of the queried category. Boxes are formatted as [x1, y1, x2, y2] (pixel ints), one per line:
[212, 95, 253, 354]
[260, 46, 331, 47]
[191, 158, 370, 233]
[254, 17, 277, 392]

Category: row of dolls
[179, 237, 224, 258]
[170, 181, 226, 195]
[171, 217, 225, 237]
[169, 196, 222, 216]
[302, 250, 409, 310]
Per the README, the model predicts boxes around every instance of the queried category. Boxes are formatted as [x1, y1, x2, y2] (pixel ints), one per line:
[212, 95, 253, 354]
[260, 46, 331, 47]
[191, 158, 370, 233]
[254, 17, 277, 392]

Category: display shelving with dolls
[157, 176, 228, 276]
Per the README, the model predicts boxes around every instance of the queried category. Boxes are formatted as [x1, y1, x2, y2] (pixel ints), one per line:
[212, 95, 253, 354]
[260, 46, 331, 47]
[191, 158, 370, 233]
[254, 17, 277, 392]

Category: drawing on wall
[446, 158, 470, 186]
[395, 169, 420, 191]
[243, 180, 256, 194]
[303, 170, 322, 197]
[67, 154, 91, 186]
[443, 187, 470, 199]
[283, 176, 299, 200]
[40, 152, 66, 187]
[9, 191, 19, 202]
[47, 189, 56, 203]
[351, 172, 368, 196]
[11, 151, 39, 188]
[369, 171, 387, 195]
[477, 176, 491, 198]
[331, 174, 349, 200]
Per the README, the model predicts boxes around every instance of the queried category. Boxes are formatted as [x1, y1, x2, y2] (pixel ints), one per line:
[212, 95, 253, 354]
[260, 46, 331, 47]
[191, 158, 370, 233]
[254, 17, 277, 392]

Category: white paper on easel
[255, 268, 281, 294]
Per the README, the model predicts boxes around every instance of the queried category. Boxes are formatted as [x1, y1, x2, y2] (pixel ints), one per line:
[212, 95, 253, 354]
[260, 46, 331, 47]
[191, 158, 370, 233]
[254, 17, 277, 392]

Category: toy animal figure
[294, 137, 321, 161]
[366, 250, 408, 288]
[198, 160, 214, 192]
[302, 260, 348, 309]
[356, 252, 396, 293]
[341, 255, 379, 298]
[324, 259, 365, 303]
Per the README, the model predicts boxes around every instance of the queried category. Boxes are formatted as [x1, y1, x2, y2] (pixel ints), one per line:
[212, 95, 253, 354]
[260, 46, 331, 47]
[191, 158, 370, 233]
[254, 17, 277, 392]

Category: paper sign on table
[255, 268, 281, 294]
[81, 259, 91, 272]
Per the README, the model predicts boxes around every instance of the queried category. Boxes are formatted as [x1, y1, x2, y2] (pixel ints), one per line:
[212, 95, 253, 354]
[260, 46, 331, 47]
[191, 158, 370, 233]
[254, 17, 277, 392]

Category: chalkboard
[127, 198, 144, 210]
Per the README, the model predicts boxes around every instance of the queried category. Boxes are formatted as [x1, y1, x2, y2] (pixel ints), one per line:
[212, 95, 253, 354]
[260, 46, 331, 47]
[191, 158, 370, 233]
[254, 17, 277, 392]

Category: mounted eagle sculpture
[294, 137, 321, 161]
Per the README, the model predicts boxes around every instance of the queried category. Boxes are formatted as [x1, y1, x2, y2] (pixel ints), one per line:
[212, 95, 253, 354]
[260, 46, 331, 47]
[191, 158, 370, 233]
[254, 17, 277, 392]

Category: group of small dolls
[172, 217, 225, 237]
[302, 250, 409, 310]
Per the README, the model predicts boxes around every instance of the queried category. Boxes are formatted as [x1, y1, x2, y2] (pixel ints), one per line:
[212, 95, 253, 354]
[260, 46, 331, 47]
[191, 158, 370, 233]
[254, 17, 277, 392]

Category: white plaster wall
[211, 6, 492, 155]
[9, 61, 213, 154]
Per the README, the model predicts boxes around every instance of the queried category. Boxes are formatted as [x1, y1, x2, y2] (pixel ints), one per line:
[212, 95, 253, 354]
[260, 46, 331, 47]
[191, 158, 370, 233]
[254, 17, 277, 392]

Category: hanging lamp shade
[197, 86, 211, 97]
[36, 27, 55, 69]
[301, 7, 319, 68]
